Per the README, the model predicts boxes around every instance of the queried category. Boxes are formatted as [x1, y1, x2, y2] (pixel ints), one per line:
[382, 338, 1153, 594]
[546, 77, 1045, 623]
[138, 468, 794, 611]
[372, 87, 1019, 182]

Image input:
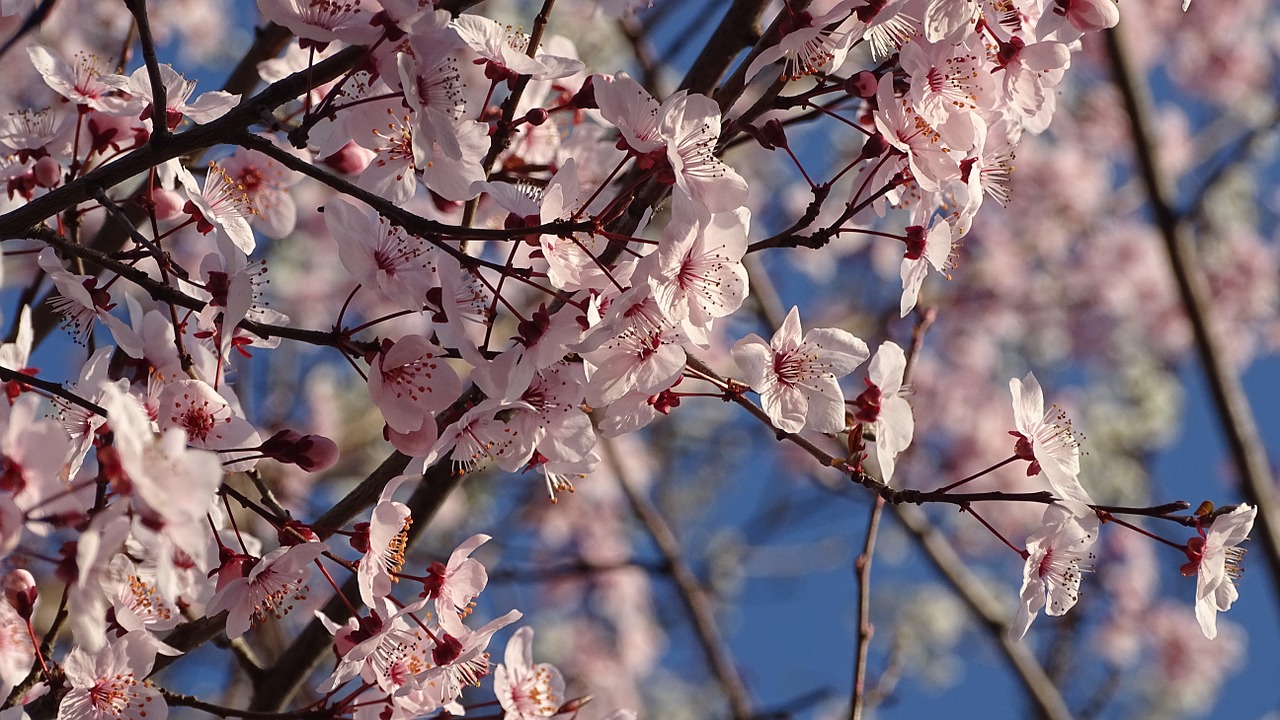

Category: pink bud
[845, 71, 878, 99]
[150, 187, 187, 221]
[293, 434, 340, 472]
[32, 156, 61, 188]
[321, 142, 374, 175]
[524, 108, 550, 126]
[571, 76, 598, 109]
[3, 569, 37, 620]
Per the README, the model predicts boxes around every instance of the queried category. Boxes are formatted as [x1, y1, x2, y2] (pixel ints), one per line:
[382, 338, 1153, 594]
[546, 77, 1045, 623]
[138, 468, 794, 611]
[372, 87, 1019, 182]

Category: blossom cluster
[0, 0, 1264, 717]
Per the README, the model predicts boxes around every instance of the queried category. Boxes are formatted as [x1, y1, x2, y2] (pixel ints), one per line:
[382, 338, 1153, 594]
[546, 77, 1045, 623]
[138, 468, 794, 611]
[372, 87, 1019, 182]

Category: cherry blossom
[731, 306, 869, 434]
[421, 533, 490, 620]
[1, 393, 73, 512]
[850, 341, 913, 484]
[1182, 504, 1256, 640]
[451, 14, 583, 83]
[368, 334, 462, 435]
[899, 220, 954, 317]
[220, 145, 302, 239]
[0, 597, 32, 697]
[37, 248, 145, 357]
[156, 379, 261, 468]
[646, 205, 750, 344]
[357, 475, 414, 606]
[660, 90, 749, 216]
[205, 540, 327, 639]
[745, 1, 864, 81]
[99, 382, 223, 533]
[1011, 503, 1098, 640]
[1009, 373, 1093, 507]
[101, 63, 238, 130]
[494, 627, 565, 720]
[174, 161, 257, 255]
[595, 73, 666, 157]
[27, 45, 125, 113]
[57, 636, 167, 720]
[872, 72, 958, 194]
[256, 0, 381, 47]
[327, 198, 436, 310]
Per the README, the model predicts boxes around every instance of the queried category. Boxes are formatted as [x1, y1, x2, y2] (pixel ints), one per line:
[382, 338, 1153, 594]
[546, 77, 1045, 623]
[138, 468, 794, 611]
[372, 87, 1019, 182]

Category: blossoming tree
[0, 0, 1275, 718]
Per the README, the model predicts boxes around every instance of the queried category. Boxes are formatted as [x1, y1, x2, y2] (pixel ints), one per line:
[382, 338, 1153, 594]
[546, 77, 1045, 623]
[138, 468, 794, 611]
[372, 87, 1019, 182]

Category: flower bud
[3, 569, 37, 620]
[32, 156, 61, 188]
[524, 107, 550, 126]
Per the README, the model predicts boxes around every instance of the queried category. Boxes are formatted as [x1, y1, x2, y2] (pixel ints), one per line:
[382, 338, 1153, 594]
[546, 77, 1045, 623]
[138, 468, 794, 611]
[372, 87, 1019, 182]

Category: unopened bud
[845, 71, 878, 98]
[857, 132, 889, 162]
[320, 142, 374, 175]
[524, 108, 550, 126]
[3, 569, 37, 620]
[32, 156, 61, 188]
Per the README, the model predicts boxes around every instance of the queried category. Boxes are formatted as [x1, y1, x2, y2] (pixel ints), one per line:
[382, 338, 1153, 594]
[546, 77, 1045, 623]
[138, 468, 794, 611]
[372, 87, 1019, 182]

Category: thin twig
[848, 496, 882, 720]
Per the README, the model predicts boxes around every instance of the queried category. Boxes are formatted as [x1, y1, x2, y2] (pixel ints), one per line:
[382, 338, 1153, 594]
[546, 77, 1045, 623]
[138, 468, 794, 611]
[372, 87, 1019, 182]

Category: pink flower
[659, 90, 749, 216]
[327, 198, 436, 311]
[731, 306, 868, 434]
[595, 73, 666, 157]
[1011, 503, 1098, 640]
[37, 248, 145, 357]
[494, 627, 565, 720]
[58, 636, 166, 720]
[1009, 373, 1093, 507]
[1, 393, 73, 512]
[421, 534, 490, 621]
[102, 63, 238, 130]
[99, 383, 223, 528]
[175, 162, 257, 255]
[205, 541, 327, 639]
[850, 342, 913, 484]
[1036, 0, 1120, 42]
[647, 206, 750, 344]
[899, 221, 954, 317]
[357, 475, 414, 606]
[220, 145, 302, 239]
[0, 598, 33, 696]
[745, 1, 863, 81]
[451, 14, 583, 82]
[1181, 504, 1256, 639]
[368, 334, 462, 435]
[27, 45, 126, 113]
[256, 0, 381, 47]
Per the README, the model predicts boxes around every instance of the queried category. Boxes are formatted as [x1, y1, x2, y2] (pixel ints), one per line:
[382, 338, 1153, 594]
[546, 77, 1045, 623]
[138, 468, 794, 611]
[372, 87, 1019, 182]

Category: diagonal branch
[890, 503, 1075, 720]
[600, 436, 754, 720]
[1103, 27, 1280, 609]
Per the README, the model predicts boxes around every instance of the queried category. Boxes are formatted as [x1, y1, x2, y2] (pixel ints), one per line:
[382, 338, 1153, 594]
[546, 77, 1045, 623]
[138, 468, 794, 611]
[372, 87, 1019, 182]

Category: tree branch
[1103, 27, 1280, 610]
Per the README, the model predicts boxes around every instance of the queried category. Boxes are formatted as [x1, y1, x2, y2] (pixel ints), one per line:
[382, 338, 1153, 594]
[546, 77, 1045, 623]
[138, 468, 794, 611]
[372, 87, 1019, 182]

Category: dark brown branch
[28, 226, 369, 352]
[0, 45, 365, 242]
[1104, 27, 1280, 606]
[122, 0, 169, 147]
[680, 0, 773, 97]
[0, 365, 104, 415]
